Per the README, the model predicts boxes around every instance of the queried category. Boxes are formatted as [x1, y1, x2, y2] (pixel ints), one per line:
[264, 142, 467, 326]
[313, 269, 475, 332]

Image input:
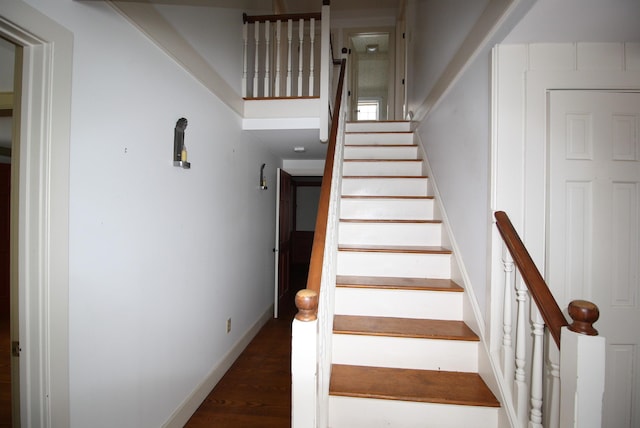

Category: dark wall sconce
[260, 163, 267, 190]
[173, 117, 190, 169]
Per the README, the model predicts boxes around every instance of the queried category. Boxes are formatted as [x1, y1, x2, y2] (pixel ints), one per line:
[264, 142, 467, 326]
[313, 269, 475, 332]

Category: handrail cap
[567, 299, 599, 336]
[295, 289, 319, 322]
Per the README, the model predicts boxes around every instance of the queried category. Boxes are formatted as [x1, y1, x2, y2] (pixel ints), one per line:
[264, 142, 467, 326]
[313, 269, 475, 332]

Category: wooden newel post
[560, 300, 605, 428]
[567, 299, 599, 336]
[295, 289, 318, 322]
[292, 288, 318, 427]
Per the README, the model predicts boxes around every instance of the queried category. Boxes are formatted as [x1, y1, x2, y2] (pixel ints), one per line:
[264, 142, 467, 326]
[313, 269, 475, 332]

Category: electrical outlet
[226, 318, 231, 334]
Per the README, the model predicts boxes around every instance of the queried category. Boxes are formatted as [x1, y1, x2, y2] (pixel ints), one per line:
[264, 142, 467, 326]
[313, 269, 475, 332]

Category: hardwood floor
[185, 265, 307, 428]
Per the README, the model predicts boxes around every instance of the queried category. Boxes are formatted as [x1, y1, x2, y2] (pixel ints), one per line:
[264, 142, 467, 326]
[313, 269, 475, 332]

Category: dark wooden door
[276, 169, 292, 318]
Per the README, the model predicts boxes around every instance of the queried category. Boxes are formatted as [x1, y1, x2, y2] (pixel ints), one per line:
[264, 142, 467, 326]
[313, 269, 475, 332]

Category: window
[357, 101, 379, 121]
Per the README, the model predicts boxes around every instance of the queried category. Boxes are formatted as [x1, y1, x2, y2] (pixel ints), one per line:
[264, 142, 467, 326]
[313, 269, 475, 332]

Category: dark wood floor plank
[185, 265, 307, 428]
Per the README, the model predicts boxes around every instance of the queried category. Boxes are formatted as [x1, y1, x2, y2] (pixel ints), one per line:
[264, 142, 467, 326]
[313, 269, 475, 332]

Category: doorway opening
[274, 171, 321, 318]
[345, 28, 396, 122]
[0, 35, 17, 427]
[290, 175, 322, 292]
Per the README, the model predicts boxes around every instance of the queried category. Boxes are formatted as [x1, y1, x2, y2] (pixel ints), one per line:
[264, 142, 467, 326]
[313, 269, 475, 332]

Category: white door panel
[548, 90, 640, 428]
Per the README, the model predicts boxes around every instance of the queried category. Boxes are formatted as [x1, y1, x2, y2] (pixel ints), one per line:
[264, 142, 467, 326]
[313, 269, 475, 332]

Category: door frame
[0, 2, 72, 426]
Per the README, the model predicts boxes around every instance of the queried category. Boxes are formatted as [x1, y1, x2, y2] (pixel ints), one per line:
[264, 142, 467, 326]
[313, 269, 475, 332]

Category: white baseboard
[162, 305, 274, 428]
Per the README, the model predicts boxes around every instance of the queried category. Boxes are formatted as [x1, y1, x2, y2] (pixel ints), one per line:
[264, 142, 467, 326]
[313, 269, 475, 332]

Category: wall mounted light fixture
[260, 163, 267, 190]
[173, 117, 190, 169]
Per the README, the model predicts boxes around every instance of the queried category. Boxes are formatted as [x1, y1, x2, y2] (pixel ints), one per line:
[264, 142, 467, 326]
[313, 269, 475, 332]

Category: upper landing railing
[242, 1, 332, 141]
[243, 11, 322, 98]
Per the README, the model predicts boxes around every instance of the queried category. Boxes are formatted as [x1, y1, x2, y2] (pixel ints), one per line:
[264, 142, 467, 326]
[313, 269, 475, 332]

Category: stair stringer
[414, 131, 514, 428]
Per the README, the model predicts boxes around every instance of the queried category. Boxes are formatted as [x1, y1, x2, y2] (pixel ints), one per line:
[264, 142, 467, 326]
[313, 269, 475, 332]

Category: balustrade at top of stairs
[328, 120, 501, 428]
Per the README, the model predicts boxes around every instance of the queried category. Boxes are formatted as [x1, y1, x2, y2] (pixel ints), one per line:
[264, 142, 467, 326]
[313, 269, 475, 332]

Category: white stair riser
[338, 222, 442, 246]
[329, 396, 499, 428]
[343, 160, 422, 176]
[340, 198, 434, 220]
[334, 288, 462, 320]
[342, 177, 428, 196]
[345, 132, 414, 145]
[332, 335, 478, 372]
[345, 122, 412, 133]
[337, 251, 451, 278]
[344, 145, 419, 160]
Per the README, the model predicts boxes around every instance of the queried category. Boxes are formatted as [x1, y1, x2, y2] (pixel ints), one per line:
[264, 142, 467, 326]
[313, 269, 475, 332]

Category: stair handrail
[494, 211, 569, 347]
[493, 210, 605, 428]
[299, 57, 346, 312]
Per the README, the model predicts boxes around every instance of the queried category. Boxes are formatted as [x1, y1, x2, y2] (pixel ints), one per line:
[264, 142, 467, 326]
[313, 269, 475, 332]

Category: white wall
[405, 0, 502, 321]
[405, 0, 536, 321]
[405, 0, 488, 114]
[0, 37, 13, 90]
[505, 0, 640, 43]
[22, 1, 278, 427]
[155, 5, 247, 96]
[407, 0, 640, 326]
[416, 56, 492, 316]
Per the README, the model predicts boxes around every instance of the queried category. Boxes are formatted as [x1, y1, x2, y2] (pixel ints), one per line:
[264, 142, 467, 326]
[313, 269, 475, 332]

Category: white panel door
[548, 90, 640, 428]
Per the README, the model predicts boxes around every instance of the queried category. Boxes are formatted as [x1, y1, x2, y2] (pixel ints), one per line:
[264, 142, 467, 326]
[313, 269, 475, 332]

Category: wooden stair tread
[346, 120, 410, 124]
[345, 144, 417, 147]
[333, 315, 479, 341]
[341, 195, 434, 200]
[345, 131, 413, 134]
[344, 159, 421, 162]
[338, 244, 451, 254]
[336, 275, 462, 291]
[340, 219, 441, 224]
[329, 365, 500, 407]
[342, 175, 428, 179]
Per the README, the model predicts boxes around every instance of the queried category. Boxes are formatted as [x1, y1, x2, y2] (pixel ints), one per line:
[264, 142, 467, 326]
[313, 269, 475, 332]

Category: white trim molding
[0, 1, 73, 426]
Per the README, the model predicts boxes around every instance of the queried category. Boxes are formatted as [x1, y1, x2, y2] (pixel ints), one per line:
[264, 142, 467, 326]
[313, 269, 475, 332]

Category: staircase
[328, 121, 500, 427]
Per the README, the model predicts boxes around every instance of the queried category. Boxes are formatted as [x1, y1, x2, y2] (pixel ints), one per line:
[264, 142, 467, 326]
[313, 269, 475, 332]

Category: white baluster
[275, 20, 281, 96]
[529, 308, 544, 428]
[298, 19, 304, 96]
[264, 20, 270, 97]
[286, 18, 292, 97]
[546, 340, 561, 428]
[253, 20, 259, 97]
[308, 18, 315, 96]
[319, 3, 330, 142]
[514, 278, 528, 427]
[242, 20, 248, 97]
[501, 246, 515, 388]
